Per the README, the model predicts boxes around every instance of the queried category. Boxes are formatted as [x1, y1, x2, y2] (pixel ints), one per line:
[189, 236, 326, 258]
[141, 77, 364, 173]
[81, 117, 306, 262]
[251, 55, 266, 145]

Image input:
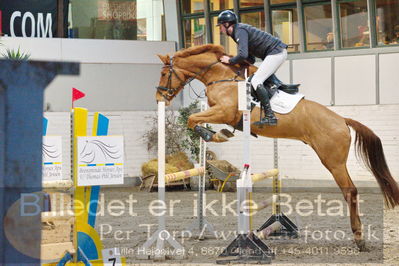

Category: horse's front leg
[187, 106, 236, 143]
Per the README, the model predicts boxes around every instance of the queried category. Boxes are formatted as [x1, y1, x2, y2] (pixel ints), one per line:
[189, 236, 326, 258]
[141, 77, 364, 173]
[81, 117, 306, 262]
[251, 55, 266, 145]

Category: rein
[207, 76, 242, 86]
[156, 58, 220, 101]
[156, 57, 248, 101]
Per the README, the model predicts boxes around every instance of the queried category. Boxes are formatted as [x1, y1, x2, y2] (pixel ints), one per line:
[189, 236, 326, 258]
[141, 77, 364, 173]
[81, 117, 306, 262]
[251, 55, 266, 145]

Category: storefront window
[375, 0, 399, 45]
[70, 0, 164, 40]
[338, 0, 369, 48]
[210, 0, 234, 11]
[182, 0, 204, 14]
[271, 0, 296, 4]
[183, 17, 206, 48]
[304, 4, 333, 51]
[211, 16, 236, 55]
[272, 8, 300, 52]
[241, 11, 265, 31]
[240, 0, 263, 8]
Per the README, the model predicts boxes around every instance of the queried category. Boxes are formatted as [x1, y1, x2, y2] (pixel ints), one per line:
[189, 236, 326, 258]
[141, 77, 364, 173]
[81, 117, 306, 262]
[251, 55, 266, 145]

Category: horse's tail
[345, 118, 399, 209]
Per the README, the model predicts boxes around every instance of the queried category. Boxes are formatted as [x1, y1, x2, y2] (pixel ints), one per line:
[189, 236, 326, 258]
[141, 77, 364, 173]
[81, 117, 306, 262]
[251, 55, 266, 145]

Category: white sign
[102, 248, 122, 266]
[42, 136, 63, 181]
[77, 136, 124, 186]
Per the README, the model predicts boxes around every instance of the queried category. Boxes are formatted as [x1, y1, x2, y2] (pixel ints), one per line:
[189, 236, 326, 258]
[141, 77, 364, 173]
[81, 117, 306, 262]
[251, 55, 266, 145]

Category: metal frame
[331, 56, 336, 105]
[331, 0, 340, 50]
[233, 0, 240, 19]
[177, 0, 399, 53]
[57, 0, 65, 37]
[264, 0, 272, 33]
[269, 3, 300, 53]
[179, 1, 207, 48]
[367, 0, 377, 48]
[176, 0, 184, 49]
[204, 0, 212, 43]
[296, 0, 305, 53]
[301, 1, 335, 52]
[287, 44, 399, 59]
[375, 53, 380, 104]
[335, 0, 374, 50]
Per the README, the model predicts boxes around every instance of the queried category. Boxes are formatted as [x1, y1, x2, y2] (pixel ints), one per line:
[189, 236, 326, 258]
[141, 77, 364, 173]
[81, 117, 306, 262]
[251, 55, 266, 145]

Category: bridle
[156, 57, 220, 102]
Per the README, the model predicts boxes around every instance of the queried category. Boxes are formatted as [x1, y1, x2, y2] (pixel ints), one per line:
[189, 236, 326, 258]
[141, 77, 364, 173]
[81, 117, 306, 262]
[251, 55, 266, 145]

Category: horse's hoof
[220, 128, 234, 138]
[212, 132, 229, 142]
[355, 239, 369, 252]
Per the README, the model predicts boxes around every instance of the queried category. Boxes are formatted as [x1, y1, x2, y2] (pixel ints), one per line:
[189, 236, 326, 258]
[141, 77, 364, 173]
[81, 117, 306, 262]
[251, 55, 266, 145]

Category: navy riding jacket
[229, 23, 287, 65]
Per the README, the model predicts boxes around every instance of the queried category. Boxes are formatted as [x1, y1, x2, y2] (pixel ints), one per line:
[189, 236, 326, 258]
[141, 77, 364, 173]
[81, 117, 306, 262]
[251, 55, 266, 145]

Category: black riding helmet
[217, 10, 238, 26]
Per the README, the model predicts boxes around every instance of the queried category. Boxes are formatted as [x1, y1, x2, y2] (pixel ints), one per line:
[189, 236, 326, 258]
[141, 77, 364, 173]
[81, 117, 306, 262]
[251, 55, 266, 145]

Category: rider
[217, 10, 288, 126]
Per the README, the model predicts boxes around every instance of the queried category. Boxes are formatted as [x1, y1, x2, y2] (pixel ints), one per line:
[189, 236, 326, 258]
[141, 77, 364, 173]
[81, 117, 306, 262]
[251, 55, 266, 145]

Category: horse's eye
[162, 73, 166, 77]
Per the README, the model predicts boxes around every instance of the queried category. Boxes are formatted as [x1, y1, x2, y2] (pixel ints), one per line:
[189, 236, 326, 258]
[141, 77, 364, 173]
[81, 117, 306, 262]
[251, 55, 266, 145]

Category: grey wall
[286, 47, 399, 106]
[47, 63, 182, 111]
[0, 37, 178, 111]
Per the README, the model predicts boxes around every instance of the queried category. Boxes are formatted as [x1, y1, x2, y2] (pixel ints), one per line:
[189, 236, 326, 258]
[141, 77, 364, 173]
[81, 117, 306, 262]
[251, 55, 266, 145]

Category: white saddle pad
[252, 90, 304, 114]
[270, 90, 304, 114]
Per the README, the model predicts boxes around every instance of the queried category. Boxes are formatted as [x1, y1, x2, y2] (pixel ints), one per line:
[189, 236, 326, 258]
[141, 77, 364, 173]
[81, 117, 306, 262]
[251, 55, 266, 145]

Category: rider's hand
[220, 55, 231, 64]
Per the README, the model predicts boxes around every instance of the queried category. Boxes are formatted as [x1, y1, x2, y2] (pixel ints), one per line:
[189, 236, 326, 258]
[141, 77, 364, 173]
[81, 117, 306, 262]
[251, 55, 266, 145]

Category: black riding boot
[253, 84, 277, 126]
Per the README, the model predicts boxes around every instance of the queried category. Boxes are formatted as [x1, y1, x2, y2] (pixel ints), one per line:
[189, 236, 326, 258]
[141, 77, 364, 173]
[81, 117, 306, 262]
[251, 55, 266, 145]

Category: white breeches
[251, 49, 287, 90]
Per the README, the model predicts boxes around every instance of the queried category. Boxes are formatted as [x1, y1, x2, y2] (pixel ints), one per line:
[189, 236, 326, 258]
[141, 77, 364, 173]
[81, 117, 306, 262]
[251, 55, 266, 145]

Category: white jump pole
[186, 100, 216, 239]
[217, 70, 273, 264]
[237, 79, 252, 234]
[141, 101, 184, 260]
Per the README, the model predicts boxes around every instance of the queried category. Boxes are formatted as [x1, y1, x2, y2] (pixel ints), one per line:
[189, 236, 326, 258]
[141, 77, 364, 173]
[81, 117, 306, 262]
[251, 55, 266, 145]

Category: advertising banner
[77, 136, 124, 186]
[42, 136, 63, 181]
[0, 0, 69, 37]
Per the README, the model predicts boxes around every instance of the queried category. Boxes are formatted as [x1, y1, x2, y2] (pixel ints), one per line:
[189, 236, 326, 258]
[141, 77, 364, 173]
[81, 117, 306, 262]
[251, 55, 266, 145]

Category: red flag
[72, 88, 85, 103]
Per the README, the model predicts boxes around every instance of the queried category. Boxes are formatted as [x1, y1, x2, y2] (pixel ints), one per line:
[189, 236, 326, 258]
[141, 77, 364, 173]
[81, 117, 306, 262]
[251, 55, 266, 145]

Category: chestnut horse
[155, 44, 399, 250]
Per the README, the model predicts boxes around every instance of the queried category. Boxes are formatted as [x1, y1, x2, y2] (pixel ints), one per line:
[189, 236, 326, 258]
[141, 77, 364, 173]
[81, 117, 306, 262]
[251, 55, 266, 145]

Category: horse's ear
[157, 54, 170, 65]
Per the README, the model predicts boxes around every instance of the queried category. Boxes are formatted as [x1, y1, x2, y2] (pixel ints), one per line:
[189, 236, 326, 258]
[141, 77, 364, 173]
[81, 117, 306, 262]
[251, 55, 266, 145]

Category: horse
[155, 44, 399, 251]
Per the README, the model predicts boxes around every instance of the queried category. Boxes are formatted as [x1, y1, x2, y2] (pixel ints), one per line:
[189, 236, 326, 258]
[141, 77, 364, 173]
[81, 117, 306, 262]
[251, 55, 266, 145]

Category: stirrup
[279, 85, 299, 94]
[253, 116, 278, 126]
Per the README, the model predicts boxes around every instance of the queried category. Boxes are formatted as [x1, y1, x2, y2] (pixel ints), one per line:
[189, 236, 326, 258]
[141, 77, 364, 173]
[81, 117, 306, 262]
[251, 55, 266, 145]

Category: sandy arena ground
[96, 187, 399, 265]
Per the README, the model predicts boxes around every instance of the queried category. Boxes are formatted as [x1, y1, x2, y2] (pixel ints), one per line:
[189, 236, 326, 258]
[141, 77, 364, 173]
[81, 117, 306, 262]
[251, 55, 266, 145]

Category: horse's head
[156, 54, 188, 105]
[155, 44, 246, 105]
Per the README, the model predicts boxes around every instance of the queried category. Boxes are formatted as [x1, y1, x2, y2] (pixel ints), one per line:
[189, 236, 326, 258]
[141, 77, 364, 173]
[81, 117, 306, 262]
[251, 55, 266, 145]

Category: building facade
[0, 0, 398, 181]
[180, 0, 399, 52]
[178, 0, 399, 106]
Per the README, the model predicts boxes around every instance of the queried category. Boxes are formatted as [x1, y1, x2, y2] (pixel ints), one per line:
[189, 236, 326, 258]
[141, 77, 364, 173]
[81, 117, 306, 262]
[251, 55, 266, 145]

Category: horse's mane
[174, 44, 225, 58]
[173, 44, 257, 75]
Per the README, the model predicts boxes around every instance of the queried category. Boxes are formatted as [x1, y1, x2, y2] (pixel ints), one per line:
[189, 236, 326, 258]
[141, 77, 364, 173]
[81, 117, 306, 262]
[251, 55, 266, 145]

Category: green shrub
[142, 100, 212, 162]
[2, 47, 30, 60]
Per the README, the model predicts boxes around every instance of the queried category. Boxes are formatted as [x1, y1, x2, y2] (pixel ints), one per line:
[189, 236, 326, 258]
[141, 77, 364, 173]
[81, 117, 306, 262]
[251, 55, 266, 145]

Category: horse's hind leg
[310, 132, 366, 251]
[329, 164, 366, 251]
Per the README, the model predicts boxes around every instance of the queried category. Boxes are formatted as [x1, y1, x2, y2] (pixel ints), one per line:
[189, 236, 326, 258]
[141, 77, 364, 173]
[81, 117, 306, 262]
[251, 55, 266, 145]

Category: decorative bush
[142, 100, 211, 162]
